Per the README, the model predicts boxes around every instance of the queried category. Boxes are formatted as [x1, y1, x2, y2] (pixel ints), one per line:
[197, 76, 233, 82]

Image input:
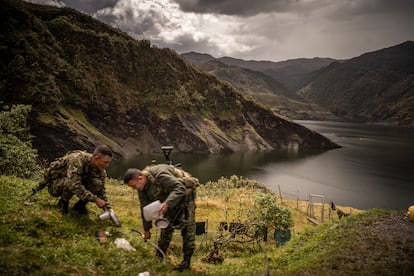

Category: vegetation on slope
[217, 56, 337, 92]
[1, 174, 412, 275]
[182, 55, 338, 121]
[0, 104, 41, 178]
[298, 41, 414, 125]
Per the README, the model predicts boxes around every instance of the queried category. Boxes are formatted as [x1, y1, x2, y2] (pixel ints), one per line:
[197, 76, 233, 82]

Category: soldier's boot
[155, 251, 163, 260]
[173, 254, 191, 272]
[57, 198, 69, 215]
[73, 200, 89, 215]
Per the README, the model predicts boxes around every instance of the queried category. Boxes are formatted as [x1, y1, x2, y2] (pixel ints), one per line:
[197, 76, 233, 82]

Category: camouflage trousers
[158, 201, 196, 257]
[47, 178, 77, 201]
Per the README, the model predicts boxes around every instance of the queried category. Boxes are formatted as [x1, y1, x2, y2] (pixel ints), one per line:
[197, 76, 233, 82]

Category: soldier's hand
[160, 202, 168, 214]
[144, 231, 151, 242]
[95, 197, 107, 208]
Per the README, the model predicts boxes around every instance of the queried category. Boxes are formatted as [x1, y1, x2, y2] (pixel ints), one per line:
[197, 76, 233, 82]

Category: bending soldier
[40, 145, 113, 215]
[123, 164, 198, 272]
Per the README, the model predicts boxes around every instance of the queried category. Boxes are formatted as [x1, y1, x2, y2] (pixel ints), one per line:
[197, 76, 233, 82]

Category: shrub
[249, 193, 294, 231]
[0, 104, 41, 178]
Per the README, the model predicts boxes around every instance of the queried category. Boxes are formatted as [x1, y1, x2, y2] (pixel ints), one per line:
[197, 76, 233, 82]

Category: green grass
[1, 175, 412, 275]
[0, 176, 169, 275]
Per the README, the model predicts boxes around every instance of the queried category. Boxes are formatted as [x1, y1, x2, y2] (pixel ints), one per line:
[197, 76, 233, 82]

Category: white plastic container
[143, 200, 162, 221]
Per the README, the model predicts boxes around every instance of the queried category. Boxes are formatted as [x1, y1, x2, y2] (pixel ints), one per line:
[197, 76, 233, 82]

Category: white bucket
[143, 200, 162, 221]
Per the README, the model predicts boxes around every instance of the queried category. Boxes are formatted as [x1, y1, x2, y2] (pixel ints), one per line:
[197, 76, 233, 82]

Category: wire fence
[273, 184, 356, 224]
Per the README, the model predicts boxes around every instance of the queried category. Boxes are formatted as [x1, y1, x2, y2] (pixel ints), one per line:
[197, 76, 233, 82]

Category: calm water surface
[108, 121, 414, 210]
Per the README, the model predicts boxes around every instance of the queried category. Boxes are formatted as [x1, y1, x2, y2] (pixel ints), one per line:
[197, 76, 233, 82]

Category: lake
[107, 120, 414, 210]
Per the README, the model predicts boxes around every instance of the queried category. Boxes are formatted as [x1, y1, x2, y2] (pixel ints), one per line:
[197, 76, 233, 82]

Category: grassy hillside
[1, 174, 412, 275]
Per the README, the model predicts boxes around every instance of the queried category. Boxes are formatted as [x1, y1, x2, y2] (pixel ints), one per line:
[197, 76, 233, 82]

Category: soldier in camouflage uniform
[123, 164, 199, 272]
[40, 145, 113, 215]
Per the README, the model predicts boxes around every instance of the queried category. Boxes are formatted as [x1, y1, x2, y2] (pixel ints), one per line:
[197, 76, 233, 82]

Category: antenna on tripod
[161, 146, 174, 165]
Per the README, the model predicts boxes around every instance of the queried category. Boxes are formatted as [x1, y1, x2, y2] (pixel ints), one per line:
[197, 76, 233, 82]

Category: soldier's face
[127, 175, 147, 191]
[92, 154, 113, 170]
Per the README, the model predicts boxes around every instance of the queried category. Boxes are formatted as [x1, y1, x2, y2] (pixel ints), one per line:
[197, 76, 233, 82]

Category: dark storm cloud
[24, 0, 118, 13]
[62, 0, 118, 14]
[341, 0, 414, 15]
[173, 0, 414, 18]
[173, 0, 305, 16]
[24, 0, 65, 7]
[327, 0, 414, 20]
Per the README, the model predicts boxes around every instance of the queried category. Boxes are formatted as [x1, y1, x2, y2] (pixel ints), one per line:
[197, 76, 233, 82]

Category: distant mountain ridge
[183, 41, 414, 126]
[183, 52, 337, 92]
[182, 52, 216, 66]
[218, 56, 338, 92]
[190, 58, 294, 98]
[182, 52, 339, 121]
[0, 0, 338, 161]
[298, 41, 414, 125]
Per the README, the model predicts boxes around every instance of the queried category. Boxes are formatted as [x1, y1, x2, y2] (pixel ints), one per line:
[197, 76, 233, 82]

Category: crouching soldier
[39, 145, 113, 215]
[123, 164, 199, 272]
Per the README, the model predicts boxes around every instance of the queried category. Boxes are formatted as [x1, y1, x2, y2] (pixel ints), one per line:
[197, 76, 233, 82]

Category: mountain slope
[0, 0, 338, 161]
[185, 58, 294, 98]
[298, 41, 414, 125]
[182, 53, 338, 121]
[181, 51, 216, 66]
[218, 56, 338, 92]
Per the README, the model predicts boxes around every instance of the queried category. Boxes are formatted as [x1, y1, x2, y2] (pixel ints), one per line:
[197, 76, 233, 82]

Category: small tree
[248, 193, 293, 235]
[0, 104, 41, 178]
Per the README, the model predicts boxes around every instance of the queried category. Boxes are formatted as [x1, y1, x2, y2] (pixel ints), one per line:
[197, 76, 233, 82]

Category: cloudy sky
[27, 0, 414, 62]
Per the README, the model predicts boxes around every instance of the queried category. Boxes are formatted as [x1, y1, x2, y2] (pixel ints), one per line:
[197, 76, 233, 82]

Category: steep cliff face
[1, 0, 339, 161]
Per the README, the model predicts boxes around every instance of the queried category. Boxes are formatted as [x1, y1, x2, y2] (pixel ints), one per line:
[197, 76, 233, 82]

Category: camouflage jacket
[139, 164, 194, 231]
[44, 150, 108, 202]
